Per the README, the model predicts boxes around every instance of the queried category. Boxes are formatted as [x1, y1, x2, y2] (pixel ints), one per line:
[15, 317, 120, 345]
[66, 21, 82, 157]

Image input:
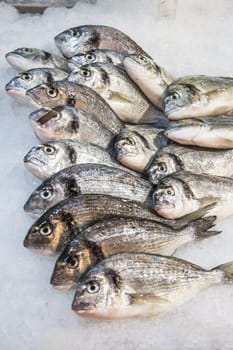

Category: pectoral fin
[109, 91, 133, 104]
[127, 293, 169, 306]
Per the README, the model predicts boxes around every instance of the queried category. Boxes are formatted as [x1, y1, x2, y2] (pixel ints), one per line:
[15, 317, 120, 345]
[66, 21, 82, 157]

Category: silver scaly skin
[50, 216, 219, 290]
[72, 253, 233, 319]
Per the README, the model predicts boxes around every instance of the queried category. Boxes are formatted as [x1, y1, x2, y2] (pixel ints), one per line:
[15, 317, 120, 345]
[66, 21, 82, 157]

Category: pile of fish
[5, 25, 233, 320]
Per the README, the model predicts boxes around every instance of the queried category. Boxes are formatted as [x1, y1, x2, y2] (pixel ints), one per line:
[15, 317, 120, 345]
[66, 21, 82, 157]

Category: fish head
[124, 53, 159, 76]
[68, 51, 99, 69]
[68, 64, 108, 92]
[24, 141, 71, 179]
[55, 26, 99, 58]
[23, 208, 73, 255]
[163, 83, 200, 119]
[26, 82, 68, 108]
[5, 47, 47, 71]
[152, 176, 196, 219]
[72, 266, 121, 317]
[114, 129, 155, 172]
[24, 175, 66, 215]
[50, 238, 97, 289]
[147, 153, 181, 184]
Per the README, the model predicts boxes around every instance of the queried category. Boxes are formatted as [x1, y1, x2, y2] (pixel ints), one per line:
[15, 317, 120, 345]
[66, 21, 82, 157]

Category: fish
[152, 171, 233, 221]
[114, 125, 168, 172]
[23, 163, 152, 215]
[68, 63, 168, 126]
[163, 75, 233, 120]
[51, 216, 219, 290]
[23, 194, 212, 255]
[26, 81, 123, 135]
[23, 140, 120, 180]
[165, 116, 233, 149]
[124, 54, 174, 109]
[72, 252, 233, 319]
[147, 144, 233, 184]
[68, 49, 125, 70]
[5, 47, 70, 72]
[54, 25, 149, 58]
[5, 68, 68, 106]
[29, 105, 113, 148]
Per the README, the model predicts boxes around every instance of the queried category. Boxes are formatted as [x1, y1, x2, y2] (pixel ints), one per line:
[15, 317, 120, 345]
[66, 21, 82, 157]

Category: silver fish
[124, 54, 174, 109]
[152, 171, 233, 221]
[165, 116, 233, 149]
[68, 63, 168, 126]
[5, 68, 68, 106]
[68, 49, 125, 70]
[5, 47, 70, 72]
[54, 25, 149, 58]
[26, 81, 123, 135]
[51, 216, 219, 290]
[114, 125, 168, 172]
[23, 194, 211, 255]
[163, 75, 233, 120]
[23, 140, 119, 179]
[24, 164, 152, 215]
[29, 105, 113, 147]
[147, 144, 233, 184]
[72, 253, 233, 319]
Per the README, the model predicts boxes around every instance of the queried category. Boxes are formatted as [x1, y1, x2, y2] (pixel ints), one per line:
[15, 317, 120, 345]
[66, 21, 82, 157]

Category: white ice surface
[1, 1, 233, 349]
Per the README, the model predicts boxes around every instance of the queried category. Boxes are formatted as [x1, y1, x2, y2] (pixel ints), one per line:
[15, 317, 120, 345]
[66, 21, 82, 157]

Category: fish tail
[141, 105, 169, 128]
[194, 216, 221, 240]
[214, 262, 233, 284]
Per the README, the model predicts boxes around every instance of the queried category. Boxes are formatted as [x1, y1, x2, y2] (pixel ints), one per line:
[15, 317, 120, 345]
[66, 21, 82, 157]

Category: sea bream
[5, 68, 68, 107]
[24, 164, 152, 215]
[153, 171, 233, 221]
[29, 105, 113, 147]
[163, 75, 233, 120]
[165, 116, 233, 149]
[124, 53, 174, 109]
[72, 253, 233, 319]
[68, 49, 125, 70]
[147, 144, 233, 184]
[51, 216, 219, 290]
[26, 81, 123, 135]
[5, 47, 70, 72]
[68, 63, 168, 126]
[23, 194, 212, 255]
[114, 125, 168, 173]
[23, 140, 121, 179]
[54, 25, 149, 58]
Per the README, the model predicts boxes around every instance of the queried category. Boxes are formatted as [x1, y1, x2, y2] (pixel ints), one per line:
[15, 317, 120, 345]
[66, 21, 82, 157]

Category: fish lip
[72, 300, 95, 312]
[50, 278, 74, 290]
[23, 202, 43, 215]
[24, 156, 45, 166]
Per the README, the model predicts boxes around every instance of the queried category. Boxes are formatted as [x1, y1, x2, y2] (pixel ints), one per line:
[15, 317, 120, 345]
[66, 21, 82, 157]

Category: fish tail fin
[214, 262, 233, 284]
[194, 216, 221, 240]
[141, 105, 169, 128]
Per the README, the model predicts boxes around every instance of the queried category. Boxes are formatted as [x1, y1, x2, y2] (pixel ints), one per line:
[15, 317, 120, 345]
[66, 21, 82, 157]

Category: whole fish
[152, 171, 233, 221]
[24, 140, 119, 179]
[165, 116, 233, 149]
[72, 252, 233, 319]
[114, 125, 168, 172]
[124, 54, 174, 109]
[51, 216, 218, 289]
[29, 105, 113, 147]
[147, 144, 233, 184]
[5, 47, 70, 72]
[54, 25, 149, 58]
[24, 164, 152, 215]
[163, 75, 233, 120]
[68, 49, 125, 70]
[26, 81, 123, 135]
[68, 63, 168, 126]
[23, 194, 211, 255]
[5, 68, 68, 106]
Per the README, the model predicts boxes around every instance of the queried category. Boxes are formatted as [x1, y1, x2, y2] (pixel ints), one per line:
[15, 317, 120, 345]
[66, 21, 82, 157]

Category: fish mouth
[29, 108, 53, 124]
[72, 300, 95, 312]
[24, 156, 45, 167]
[50, 279, 75, 290]
[23, 238, 54, 255]
[23, 201, 43, 216]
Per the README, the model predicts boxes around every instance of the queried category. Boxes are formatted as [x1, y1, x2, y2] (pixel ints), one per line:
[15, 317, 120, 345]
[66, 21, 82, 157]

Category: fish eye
[65, 255, 79, 269]
[127, 137, 136, 146]
[21, 73, 32, 81]
[40, 188, 53, 199]
[43, 145, 55, 155]
[166, 187, 175, 196]
[80, 69, 91, 77]
[158, 162, 167, 172]
[171, 92, 180, 100]
[138, 55, 147, 62]
[85, 53, 95, 61]
[86, 281, 100, 294]
[39, 224, 52, 236]
[46, 87, 58, 98]
[22, 48, 32, 53]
